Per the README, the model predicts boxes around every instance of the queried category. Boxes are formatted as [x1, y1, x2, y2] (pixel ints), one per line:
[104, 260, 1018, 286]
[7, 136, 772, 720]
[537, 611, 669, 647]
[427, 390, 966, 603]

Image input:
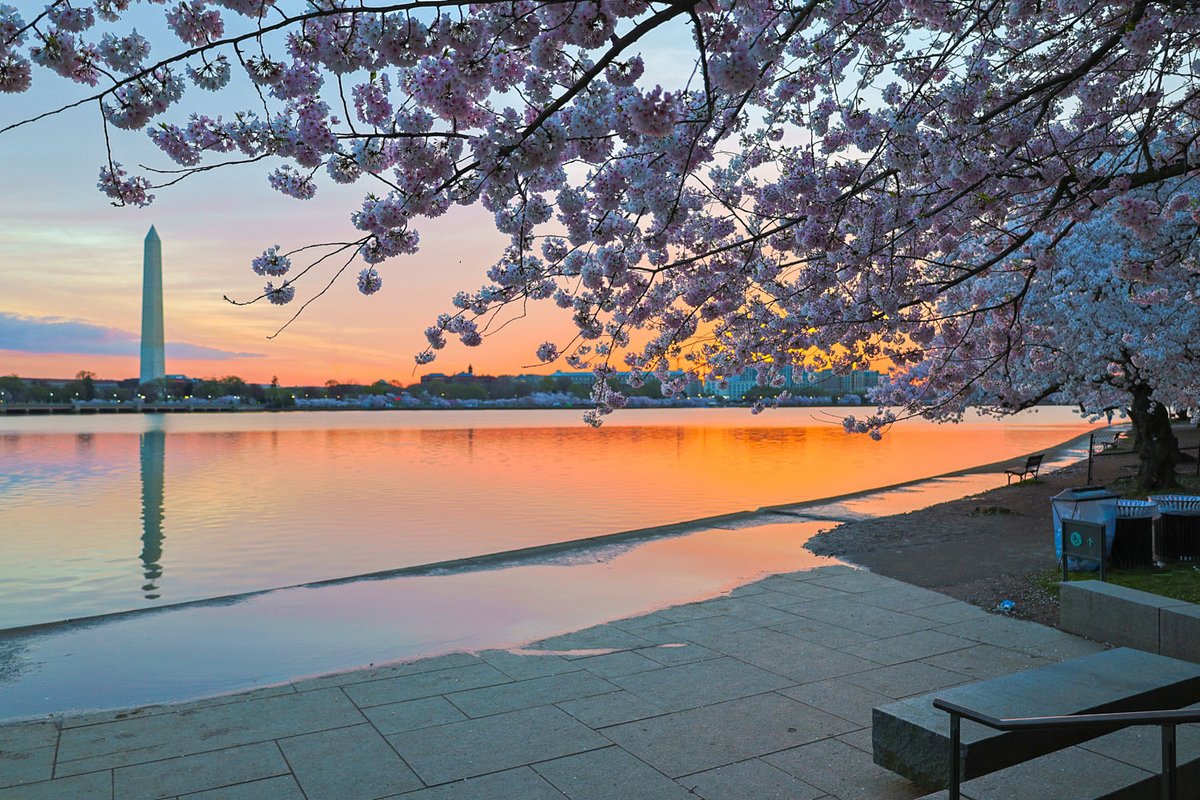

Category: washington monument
[140, 226, 165, 385]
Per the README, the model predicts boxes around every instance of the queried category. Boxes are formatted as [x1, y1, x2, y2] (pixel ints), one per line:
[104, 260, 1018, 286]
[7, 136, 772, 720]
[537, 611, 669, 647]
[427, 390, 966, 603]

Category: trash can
[1149, 495, 1200, 561]
[1052, 487, 1119, 571]
[1112, 499, 1157, 567]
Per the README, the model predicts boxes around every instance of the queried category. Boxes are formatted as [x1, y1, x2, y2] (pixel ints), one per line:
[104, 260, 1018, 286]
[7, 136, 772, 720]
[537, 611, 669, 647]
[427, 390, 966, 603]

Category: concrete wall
[1060, 580, 1200, 662]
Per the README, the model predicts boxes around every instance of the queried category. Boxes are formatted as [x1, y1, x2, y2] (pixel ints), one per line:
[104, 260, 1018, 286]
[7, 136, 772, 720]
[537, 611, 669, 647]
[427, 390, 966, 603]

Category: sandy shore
[807, 425, 1199, 627]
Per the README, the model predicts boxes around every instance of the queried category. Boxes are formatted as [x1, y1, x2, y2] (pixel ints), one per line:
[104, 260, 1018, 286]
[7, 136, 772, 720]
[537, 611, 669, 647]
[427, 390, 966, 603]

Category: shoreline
[0, 430, 1103, 722]
[808, 424, 1199, 627]
[3, 428, 1099, 637]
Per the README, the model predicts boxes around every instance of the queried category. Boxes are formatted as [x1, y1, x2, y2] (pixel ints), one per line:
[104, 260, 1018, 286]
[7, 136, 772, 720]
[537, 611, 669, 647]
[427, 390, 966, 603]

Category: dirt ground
[805, 426, 1200, 627]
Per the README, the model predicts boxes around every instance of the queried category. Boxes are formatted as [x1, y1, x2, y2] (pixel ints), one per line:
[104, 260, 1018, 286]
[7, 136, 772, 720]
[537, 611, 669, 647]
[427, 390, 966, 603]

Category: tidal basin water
[0, 407, 1098, 630]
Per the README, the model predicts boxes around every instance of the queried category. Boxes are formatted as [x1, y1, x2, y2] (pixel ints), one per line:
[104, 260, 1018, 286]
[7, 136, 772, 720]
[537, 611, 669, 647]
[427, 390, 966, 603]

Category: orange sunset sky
[0, 112, 578, 386]
[0, 12, 714, 389]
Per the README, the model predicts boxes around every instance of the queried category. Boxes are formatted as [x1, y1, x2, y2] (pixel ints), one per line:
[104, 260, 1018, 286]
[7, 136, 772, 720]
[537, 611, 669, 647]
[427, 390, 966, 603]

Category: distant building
[547, 370, 701, 396]
[421, 367, 496, 386]
[702, 366, 880, 400]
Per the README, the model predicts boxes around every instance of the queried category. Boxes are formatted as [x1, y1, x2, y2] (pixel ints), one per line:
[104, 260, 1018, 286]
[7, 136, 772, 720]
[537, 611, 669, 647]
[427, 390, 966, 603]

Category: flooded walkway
[0, 565, 1105, 800]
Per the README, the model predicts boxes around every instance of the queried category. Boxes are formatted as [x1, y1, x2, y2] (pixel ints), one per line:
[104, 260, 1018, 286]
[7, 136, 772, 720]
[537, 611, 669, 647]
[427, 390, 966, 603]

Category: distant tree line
[0, 372, 676, 407]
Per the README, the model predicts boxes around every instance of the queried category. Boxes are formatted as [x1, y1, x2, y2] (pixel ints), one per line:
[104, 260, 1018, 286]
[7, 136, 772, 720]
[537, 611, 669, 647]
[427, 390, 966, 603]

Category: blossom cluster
[5, 0, 1200, 424]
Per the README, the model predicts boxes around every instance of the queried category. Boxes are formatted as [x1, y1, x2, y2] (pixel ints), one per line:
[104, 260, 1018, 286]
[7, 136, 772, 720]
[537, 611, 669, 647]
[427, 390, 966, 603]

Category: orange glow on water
[0, 407, 1100, 628]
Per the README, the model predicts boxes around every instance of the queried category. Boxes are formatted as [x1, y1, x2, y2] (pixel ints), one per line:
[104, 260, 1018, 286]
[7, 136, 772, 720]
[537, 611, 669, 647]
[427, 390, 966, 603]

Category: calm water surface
[0, 407, 1097, 628]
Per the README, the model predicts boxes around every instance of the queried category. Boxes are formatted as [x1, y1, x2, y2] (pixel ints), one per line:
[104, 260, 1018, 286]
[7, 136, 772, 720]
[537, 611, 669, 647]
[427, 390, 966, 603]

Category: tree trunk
[1128, 384, 1180, 492]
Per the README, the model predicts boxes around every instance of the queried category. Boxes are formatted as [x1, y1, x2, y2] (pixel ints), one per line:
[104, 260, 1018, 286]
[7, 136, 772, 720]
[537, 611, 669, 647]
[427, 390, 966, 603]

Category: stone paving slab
[0, 748, 52, 789]
[609, 655, 792, 712]
[555, 690, 665, 729]
[55, 688, 365, 775]
[602, 692, 858, 777]
[678, 757, 826, 800]
[112, 741, 288, 800]
[531, 745, 692, 799]
[0, 565, 1176, 800]
[181, 775, 306, 800]
[386, 705, 609, 785]
[341, 662, 512, 708]
[765, 737, 921, 800]
[279, 723, 421, 799]
[447, 670, 617, 718]
[360, 695, 469, 735]
[394, 767, 566, 799]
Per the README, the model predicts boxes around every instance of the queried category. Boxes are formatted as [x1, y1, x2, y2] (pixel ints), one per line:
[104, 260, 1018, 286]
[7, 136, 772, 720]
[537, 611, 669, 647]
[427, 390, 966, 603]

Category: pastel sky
[0, 8, 698, 386]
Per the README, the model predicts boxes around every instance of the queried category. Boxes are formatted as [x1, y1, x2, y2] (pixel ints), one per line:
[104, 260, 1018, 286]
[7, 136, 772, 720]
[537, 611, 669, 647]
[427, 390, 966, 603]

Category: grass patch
[970, 505, 1013, 516]
[1107, 471, 1200, 499]
[1040, 563, 1200, 605]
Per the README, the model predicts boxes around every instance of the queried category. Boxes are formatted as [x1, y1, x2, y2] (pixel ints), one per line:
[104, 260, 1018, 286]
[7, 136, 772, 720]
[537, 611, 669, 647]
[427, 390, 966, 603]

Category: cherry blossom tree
[2, 0, 1198, 427]
[871, 184, 1199, 490]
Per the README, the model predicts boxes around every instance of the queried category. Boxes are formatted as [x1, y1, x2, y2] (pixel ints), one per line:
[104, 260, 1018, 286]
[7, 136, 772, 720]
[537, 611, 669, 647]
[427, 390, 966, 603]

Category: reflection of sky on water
[0, 519, 839, 720]
[0, 408, 1102, 629]
[0, 425, 1105, 720]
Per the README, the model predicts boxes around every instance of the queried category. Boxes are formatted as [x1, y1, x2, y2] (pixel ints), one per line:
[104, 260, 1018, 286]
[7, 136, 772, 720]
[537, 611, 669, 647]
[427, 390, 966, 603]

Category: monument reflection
[139, 426, 165, 599]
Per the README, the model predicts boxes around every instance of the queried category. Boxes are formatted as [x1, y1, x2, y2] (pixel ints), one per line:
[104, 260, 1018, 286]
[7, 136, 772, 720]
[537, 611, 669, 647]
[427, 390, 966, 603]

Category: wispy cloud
[0, 312, 263, 359]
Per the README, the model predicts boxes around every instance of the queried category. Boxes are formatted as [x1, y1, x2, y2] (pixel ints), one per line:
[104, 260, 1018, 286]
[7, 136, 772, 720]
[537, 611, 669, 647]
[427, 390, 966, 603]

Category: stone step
[914, 717, 1200, 800]
[873, 648, 1200, 789]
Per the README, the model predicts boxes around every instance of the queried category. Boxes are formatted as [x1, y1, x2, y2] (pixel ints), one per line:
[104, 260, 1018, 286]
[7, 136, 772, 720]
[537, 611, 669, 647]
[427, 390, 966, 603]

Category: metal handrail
[933, 698, 1200, 800]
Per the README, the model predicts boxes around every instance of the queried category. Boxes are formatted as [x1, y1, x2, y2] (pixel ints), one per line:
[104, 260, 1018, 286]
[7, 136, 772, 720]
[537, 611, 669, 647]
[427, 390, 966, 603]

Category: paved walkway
[0, 565, 1105, 800]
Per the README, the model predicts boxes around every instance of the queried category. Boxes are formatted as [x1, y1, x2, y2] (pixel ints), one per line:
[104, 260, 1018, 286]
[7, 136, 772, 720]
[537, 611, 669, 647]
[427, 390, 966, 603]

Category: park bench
[1005, 453, 1044, 484]
[872, 648, 1200, 790]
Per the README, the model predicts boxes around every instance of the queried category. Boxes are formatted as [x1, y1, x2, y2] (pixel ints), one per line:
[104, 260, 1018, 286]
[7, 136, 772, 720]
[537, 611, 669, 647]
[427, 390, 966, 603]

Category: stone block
[843, 662, 969, 699]
[476, 650, 577, 681]
[533, 746, 692, 799]
[556, 690, 665, 729]
[764, 737, 925, 800]
[529, 623, 654, 654]
[360, 696, 468, 735]
[872, 648, 1200, 789]
[1161, 604, 1200, 663]
[787, 598, 936, 639]
[395, 767, 566, 800]
[1059, 580, 1178, 652]
[841, 629, 975, 667]
[0, 771, 112, 800]
[678, 758, 824, 800]
[701, 627, 877, 684]
[341, 662, 511, 708]
[611, 656, 791, 713]
[571, 649, 662, 678]
[633, 642, 720, 666]
[0, 747, 53, 789]
[941, 744, 1152, 800]
[603, 692, 857, 778]
[0, 724, 57, 754]
[386, 706, 608, 785]
[279, 723, 421, 800]
[56, 688, 364, 774]
[112, 741, 288, 800]
[447, 670, 617, 718]
[181, 775, 306, 800]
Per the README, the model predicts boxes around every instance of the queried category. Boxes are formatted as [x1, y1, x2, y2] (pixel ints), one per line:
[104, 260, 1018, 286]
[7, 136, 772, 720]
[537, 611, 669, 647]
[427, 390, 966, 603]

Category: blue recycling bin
[1052, 487, 1118, 570]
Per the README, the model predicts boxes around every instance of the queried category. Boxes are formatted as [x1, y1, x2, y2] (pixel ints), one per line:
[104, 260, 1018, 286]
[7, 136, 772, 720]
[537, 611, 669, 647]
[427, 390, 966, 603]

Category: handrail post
[1162, 723, 1176, 800]
[949, 711, 961, 800]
